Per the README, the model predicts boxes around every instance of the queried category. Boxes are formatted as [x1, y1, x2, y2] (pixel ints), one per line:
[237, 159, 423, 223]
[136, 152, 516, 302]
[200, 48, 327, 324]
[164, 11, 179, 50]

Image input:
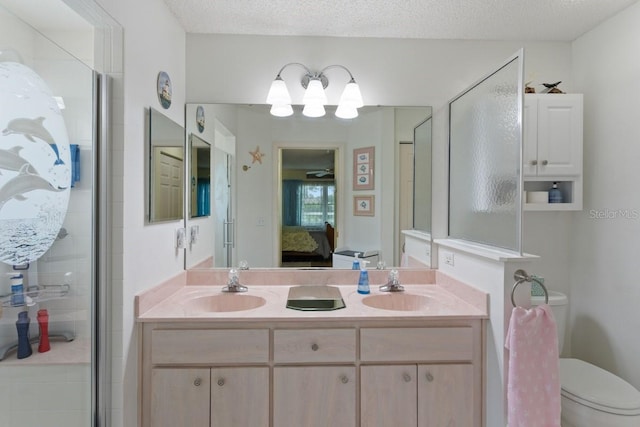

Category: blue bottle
[357, 260, 370, 295]
[351, 253, 361, 270]
[549, 182, 563, 203]
[16, 311, 32, 359]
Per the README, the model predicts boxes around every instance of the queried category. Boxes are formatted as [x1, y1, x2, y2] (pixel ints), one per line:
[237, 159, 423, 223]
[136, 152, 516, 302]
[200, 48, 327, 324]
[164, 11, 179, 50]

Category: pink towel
[505, 305, 561, 427]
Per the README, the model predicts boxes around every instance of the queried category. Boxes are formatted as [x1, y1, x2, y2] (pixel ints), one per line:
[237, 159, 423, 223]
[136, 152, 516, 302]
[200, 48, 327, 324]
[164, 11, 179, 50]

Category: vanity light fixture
[266, 63, 363, 119]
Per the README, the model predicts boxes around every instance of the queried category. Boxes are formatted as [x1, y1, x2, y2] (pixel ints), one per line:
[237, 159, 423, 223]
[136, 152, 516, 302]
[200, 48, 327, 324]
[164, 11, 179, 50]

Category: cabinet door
[211, 367, 269, 427]
[536, 96, 583, 176]
[151, 368, 210, 427]
[523, 97, 539, 176]
[274, 366, 356, 427]
[418, 364, 474, 427]
[360, 365, 417, 427]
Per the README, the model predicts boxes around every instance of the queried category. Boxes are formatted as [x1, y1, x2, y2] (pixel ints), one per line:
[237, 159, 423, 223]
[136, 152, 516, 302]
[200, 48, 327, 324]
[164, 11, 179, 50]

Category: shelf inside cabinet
[523, 179, 582, 211]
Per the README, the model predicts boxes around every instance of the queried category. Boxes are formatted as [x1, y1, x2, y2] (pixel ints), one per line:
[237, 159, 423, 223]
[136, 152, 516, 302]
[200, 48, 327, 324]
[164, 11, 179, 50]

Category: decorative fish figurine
[0, 163, 67, 212]
[2, 116, 64, 165]
[0, 146, 38, 175]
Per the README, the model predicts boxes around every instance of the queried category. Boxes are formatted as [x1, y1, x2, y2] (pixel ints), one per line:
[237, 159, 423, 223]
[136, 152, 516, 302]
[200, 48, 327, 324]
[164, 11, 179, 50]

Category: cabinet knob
[541, 160, 548, 165]
[403, 373, 412, 383]
[426, 372, 434, 382]
[340, 375, 349, 384]
[217, 378, 225, 387]
[530, 160, 538, 166]
[193, 378, 202, 387]
[311, 343, 319, 351]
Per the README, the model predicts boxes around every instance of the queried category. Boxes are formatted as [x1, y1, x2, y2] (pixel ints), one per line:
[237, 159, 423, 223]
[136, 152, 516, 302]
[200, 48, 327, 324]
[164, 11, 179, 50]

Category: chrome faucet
[222, 268, 248, 293]
[379, 269, 404, 292]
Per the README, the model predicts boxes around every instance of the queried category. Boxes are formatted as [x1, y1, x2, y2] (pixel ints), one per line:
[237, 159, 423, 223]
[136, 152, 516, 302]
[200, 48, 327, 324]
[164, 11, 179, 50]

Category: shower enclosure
[0, 1, 114, 425]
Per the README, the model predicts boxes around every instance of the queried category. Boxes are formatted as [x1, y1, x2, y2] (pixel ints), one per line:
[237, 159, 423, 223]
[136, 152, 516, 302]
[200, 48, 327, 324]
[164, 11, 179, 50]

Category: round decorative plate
[157, 71, 172, 109]
[0, 62, 71, 265]
[196, 105, 205, 132]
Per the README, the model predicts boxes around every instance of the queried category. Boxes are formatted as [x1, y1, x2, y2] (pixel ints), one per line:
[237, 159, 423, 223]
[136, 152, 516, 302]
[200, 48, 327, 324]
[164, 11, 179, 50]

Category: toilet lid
[560, 358, 640, 415]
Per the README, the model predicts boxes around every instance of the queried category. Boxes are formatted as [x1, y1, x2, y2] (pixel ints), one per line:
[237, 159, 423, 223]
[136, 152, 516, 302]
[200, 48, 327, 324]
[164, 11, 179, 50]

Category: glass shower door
[0, 4, 99, 426]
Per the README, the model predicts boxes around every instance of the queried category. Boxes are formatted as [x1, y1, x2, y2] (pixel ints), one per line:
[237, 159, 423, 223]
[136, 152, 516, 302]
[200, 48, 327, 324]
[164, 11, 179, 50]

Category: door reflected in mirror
[148, 108, 185, 223]
[189, 134, 211, 218]
[413, 117, 432, 233]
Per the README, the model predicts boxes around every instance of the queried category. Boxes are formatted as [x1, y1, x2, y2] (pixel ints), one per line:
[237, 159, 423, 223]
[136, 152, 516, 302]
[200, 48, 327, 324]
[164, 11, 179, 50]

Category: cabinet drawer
[360, 327, 473, 362]
[274, 329, 356, 363]
[151, 329, 269, 364]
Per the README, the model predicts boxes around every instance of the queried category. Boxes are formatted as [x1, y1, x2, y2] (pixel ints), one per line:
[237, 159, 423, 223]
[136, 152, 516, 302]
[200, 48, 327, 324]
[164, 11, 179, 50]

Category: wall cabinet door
[523, 95, 583, 177]
[210, 367, 269, 427]
[418, 364, 474, 427]
[151, 368, 210, 427]
[361, 365, 417, 427]
[274, 366, 356, 427]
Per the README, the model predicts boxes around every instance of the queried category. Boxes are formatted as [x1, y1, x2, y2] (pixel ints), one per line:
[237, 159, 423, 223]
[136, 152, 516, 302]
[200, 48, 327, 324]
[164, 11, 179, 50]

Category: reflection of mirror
[184, 104, 431, 269]
[189, 134, 211, 218]
[413, 117, 432, 233]
[148, 108, 184, 223]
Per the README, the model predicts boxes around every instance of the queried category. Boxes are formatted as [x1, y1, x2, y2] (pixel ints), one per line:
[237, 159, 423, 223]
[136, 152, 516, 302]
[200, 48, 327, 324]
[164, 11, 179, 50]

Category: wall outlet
[443, 251, 455, 267]
[176, 228, 186, 249]
[256, 216, 266, 227]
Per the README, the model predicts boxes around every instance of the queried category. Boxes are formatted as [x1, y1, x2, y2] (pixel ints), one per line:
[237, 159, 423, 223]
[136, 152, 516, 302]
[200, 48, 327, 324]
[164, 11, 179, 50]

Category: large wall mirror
[183, 104, 431, 269]
[148, 108, 185, 223]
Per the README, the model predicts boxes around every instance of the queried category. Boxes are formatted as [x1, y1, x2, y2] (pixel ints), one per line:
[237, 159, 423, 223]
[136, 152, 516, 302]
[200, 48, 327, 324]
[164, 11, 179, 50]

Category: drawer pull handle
[403, 373, 412, 383]
[217, 378, 225, 387]
[426, 372, 434, 382]
[193, 378, 202, 387]
[541, 160, 548, 166]
[530, 160, 537, 166]
[340, 375, 349, 384]
[311, 343, 319, 351]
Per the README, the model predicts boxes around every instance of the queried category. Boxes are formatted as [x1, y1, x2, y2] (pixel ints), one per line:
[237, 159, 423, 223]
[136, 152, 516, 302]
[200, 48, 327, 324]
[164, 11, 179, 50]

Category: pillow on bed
[282, 228, 319, 252]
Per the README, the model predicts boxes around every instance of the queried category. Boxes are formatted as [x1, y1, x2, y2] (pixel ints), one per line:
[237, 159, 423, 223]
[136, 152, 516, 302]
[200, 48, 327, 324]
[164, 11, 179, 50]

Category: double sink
[183, 285, 431, 313]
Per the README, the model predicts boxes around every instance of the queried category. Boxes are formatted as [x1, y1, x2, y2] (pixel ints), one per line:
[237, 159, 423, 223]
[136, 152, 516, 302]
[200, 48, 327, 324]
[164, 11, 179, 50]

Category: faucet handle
[388, 269, 399, 285]
[228, 268, 239, 285]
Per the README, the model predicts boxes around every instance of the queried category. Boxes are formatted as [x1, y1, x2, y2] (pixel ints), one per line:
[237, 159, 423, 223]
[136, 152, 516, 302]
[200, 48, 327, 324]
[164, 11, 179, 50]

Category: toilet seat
[560, 358, 640, 416]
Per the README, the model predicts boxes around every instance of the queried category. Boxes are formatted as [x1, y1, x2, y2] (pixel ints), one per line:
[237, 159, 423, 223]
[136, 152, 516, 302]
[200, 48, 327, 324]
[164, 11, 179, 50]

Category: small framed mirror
[148, 108, 184, 223]
[189, 133, 211, 218]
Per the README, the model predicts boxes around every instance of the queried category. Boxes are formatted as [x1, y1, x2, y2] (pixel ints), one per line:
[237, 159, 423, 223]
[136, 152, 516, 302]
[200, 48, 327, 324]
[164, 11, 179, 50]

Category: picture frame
[353, 146, 374, 190]
[157, 71, 172, 109]
[353, 195, 375, 216]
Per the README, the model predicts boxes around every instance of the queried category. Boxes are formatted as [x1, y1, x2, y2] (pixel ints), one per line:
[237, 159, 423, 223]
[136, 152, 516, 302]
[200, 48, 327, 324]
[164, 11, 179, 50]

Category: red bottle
[37, 309, 50, 353]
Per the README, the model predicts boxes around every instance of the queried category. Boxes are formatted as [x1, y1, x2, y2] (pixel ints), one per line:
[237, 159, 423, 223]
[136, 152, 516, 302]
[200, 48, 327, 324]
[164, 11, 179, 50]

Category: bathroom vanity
[136, 269, 487, 427]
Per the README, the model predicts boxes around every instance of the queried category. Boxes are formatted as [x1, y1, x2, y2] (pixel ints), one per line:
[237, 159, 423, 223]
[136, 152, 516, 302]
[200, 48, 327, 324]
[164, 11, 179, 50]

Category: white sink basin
[362, 293, 430, 311]
[184, 294, 266, 313]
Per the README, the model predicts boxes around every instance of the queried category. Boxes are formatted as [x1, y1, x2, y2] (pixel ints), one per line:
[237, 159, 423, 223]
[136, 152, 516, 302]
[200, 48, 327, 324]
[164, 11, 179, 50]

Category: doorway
[278, 146, 342, 267]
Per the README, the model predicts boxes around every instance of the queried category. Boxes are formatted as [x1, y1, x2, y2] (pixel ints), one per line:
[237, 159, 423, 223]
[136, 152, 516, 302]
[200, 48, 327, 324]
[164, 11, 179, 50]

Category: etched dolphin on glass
[2, 116, 64, 165]
[0, 163, 67, 211]
[0, 146, 38, 175]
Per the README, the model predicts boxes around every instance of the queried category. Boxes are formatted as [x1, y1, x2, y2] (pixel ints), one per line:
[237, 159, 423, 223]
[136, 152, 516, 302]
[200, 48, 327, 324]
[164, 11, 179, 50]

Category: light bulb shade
[302, 78, 328, 105]
[270, 104, 293, 117]
[339, 81, 363, 108]
[302, 103, 325, 118]
[335, 104, 358, 119]
[266, 77, 291, 105]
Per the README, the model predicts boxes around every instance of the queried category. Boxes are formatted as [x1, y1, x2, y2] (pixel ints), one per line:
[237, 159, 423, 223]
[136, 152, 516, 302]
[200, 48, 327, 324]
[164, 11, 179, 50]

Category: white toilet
[532, 291, 640, 426]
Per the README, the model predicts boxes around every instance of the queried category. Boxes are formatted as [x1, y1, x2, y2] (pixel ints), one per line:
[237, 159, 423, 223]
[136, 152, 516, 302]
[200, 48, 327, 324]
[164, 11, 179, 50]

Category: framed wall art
[353, 195, 375, 216]
[353, 146, 374, 190]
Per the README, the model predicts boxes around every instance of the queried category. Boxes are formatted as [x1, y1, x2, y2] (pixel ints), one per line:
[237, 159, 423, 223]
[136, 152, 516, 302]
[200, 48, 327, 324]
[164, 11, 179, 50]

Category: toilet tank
[531, 291, 568, 353]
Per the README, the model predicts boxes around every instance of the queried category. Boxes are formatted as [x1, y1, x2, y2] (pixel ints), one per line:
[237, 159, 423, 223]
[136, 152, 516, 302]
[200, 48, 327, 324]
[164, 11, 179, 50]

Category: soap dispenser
[357, 260, 370, 294]
[549, 182, 563, 203]
[351, 253, 361, 270]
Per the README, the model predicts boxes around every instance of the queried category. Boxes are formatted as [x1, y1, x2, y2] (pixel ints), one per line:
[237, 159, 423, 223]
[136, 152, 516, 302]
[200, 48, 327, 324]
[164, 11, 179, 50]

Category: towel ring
[511, 269, 549, 307]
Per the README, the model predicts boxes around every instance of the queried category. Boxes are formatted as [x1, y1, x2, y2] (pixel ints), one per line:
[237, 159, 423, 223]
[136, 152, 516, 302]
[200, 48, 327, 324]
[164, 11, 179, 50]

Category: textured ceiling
[163, 0, 637, 41]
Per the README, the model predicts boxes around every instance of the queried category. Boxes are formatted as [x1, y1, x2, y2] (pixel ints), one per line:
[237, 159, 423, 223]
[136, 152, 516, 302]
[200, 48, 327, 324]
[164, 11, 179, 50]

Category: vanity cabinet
[150, 367, 269, 427]
[140, 322, 482, 427]
[523, 94, 583, 210]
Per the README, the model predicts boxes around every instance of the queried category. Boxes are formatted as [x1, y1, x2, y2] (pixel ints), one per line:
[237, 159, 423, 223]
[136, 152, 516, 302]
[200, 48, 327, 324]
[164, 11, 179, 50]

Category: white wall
[570, 1, 640, 389]
[95, 0, 185, 425]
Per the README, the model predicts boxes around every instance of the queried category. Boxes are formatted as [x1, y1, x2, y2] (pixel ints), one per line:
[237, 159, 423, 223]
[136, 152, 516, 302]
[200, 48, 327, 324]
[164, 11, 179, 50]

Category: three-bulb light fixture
[266, 63, 363, 119]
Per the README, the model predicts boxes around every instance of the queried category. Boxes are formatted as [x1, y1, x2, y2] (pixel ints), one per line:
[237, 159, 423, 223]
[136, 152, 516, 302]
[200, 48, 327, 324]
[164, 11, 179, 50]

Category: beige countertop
[137, 282, 487, 323]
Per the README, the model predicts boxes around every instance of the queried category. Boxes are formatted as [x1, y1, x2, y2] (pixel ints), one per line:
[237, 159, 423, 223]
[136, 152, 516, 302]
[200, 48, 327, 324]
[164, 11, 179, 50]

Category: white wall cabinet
[140, 322, 482, 427]
[523, 94, 583, 210]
